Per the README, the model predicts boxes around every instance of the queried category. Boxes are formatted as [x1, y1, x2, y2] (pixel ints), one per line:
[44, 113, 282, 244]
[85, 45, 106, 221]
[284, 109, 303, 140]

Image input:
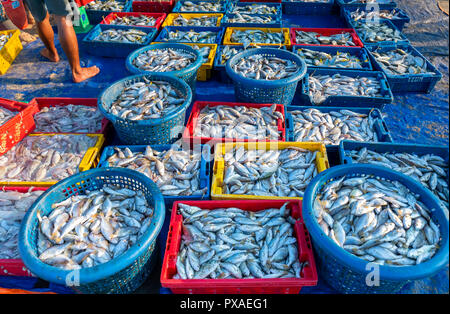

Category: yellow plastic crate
[223, 27, 291, 48]
[211, 141, 329, 200]
[0, 133, 105, 187]
[161, 13, 224, 28]
[0, 30, 23, 75]
[151, 42, 217, 81]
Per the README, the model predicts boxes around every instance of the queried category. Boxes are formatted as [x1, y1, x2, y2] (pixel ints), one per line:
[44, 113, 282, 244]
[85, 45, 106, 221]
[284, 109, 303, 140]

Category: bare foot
[40, 48, 60, 62]
[72, 66, 100, 83]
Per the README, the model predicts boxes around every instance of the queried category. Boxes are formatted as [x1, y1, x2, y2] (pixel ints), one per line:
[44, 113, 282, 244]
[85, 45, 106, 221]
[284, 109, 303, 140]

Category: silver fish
[171, 14, 219, 27]
[0, 106, 17, 126]
[353, 20, 405, 43]
[93, 28, 148, 44]
[230, 29, 285, 46]
[295, 30, 355, 46]
[132, 48, 196, 73]
[108, 14, 157, 26]
[0, 33, 13, 50]
[350, 8, 405, 22]
[162, 29, 218, 43]
[229, 3, 279, 15]
[296, 48, 366, 69]
[226, 13, 277, 25]
[86, 0, 126, 11]
[178, 1, 226, 12]
[371, 48, 434, 75]
[232, 54, 300, 80]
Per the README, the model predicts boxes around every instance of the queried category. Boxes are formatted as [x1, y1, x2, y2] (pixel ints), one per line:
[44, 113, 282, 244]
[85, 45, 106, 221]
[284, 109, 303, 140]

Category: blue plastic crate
[97, 144, 212, 208]
[98, 73, 192, 145]
[366, 44, 443, 94]
[285, 106, 393, 151]
[18, 167, 165, 294]
[125, 43, 203, 92]
[82, 24, 157, 58]
[349, 19, 409, 47]
[153, 26, 225, 45]
[85, 0, 131, 25]
[292, 45, 373, 71]
[173, 0, 229, 13]
[298, 68, 394, 110]
[226, 1, 282, 17]
[221, 13, 282, 28]
[336, 0, 397, 16]
[342, 7, 410, 31]
[282, 0, 335, 15]
[226, 48, 307, 105]
[302, 163, 449, 293]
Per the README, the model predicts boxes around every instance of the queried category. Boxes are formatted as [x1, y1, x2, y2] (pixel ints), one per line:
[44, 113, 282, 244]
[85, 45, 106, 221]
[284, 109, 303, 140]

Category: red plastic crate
[28, 97, 109, 135]
[0, 186, 48, 277]
[100, 12, 167, 29]
[0, 98, 36, 157]
[132, 0, 174, 13]
[290, 27, 364, 48]
[74, 0, 95, 6]
[182, 101, 286, 146]
[161, 199, 318, 294]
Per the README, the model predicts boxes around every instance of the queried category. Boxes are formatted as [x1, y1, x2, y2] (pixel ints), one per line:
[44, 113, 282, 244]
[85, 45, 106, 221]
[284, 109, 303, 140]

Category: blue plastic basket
[98, 73, 192, 145]
[292, 45, 373, 71]
[220, 13, 282, 28]
[85, 0, 131, 25]
[298, 68, 394, 110]
[82, 24, 157, 58]
[153, 26, 225, 45]
[226, 1, 282, 17]
[349, 19, 409, 47]
[125, 43, 203, 92]
[336, 0, 397, 16]
[282, 0, 335, 15]
[342, 7, 410, 31]
[302, 164, 449, 294]
[173, 0, 229, 13]
[18, 167, 166, 294]
[225, 48, 307, 105]
[366, 44, 443, 94]
[285, 106, 393, 150]
[97, 144, 212, 208]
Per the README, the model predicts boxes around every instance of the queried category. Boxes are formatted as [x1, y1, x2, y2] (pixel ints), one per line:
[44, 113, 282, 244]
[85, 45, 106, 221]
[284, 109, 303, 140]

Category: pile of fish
[285, 0, 329, 2]
[33, 105, 103, 133]
[106, 78, 186, 120]
[0, 33, 12, 50]
[108, 14, 157, 26]
[350, 8, 404, 22]
[226, 14, 278, 25]
[0, 106, 17, 126]
[0, 189, 44, 259]
[105, 145, 207, 197]
[230, 29, 285, 45]
[0, 135, 97, 182]
[163, 29, 218, 43]
[193, 104, 283, 140]
[296, 48, 366, 69]
[36, 185, 154, 270]
[172, 14, 219, 27]
[313, 175, 441, 266]
[345, 148, 449, 211]
[295, 30, 356, 46]
[353, 21, 404, 43]
[174, 203, 307, 279]
[370, 48, 434, 75]
[93, 28, 148, 44]
[229, 4, 279, 15]
[222, 146, 319, 197]
[178, 1, 225, 12]
[219, 46, 263, 65]
[191, 45, 211, 60]
[308, 73, 383, 104]
[232, 54, 300, 80]
[343, 0, 384, 3]
[86, 0, 126, 11]
[132, 48, 196, 73]
[290, 108, 381, 145]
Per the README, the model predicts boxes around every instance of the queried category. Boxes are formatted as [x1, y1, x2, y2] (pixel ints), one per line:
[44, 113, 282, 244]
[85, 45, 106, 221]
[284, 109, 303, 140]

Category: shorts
[24, 0, 75, 22]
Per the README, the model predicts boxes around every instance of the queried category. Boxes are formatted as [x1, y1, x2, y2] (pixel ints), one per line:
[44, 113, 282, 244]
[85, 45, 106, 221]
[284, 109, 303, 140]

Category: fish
[345, 148, 449, 212]
[295, 31, 355, 46]
[37, 185, 154, 269]
[232, 54, 300, 80]
[108, 14, 157, 26]
[0, 135, 97, 182]
[0, 188, 45, 259]
[132, 48, 196, 73]
[178, 1, 226, 12]
[0, 106, 17, 126]
[220, 145, 320, 197]
[190, 45, 210, 59]
[86, 0, 126, 11]
[370, 48, 434, 76]
[0, 33, 13, 50]
[229, 3, 280, 15]
[313, 174, 441, 266]
[104, 145, 207, 197]
[92, 28, 148, 44]
[161, 29, 219, 43]
[193, 104, 283, 140]
[174, 202, 306, 279]
[33, 104, 103, 133]
[230, 29, 285, 46]
[226, 13, 278, 25]
[171, 14, 219, 27]
[350, 8, 405, 22]
[353, 20, 405, 43]
[307, 73, 383, 104]
[219, 45, 257, 65]
[105, 77, 186, 120]
[296, 48, 366, 69]
[290, 108, 381, 145]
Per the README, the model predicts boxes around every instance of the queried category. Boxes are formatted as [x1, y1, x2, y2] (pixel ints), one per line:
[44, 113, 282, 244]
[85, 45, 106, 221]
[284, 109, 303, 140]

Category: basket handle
[285, 112, 294, 141]
[199, 147, 210, 190]
[79, 147, 98, 172]
[316, 153, 329, 173]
